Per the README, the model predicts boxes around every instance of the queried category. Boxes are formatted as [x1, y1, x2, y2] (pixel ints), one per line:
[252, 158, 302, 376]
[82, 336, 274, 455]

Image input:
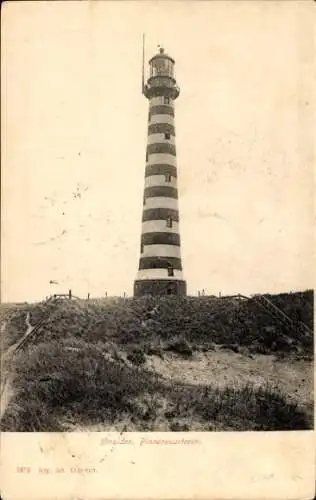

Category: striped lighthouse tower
[134, 45, 187, 297]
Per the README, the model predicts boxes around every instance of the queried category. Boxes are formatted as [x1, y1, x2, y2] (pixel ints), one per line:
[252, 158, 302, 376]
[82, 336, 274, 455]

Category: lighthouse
[134, 45, 187, 297]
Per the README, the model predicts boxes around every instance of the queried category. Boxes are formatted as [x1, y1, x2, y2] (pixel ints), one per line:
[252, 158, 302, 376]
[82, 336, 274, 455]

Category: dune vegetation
[0, 291, 313, 431]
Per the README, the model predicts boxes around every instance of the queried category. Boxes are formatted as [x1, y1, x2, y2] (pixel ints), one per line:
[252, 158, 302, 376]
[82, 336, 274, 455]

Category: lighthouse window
[168, 266, 174, 277]
[165, 173, 172, 182]
[141, 242, 144, 253]
[164, 96, 170, 104]
[146, 152, 148, 161]
[165, 133, 170, 140]
[166, 217, 173, 228]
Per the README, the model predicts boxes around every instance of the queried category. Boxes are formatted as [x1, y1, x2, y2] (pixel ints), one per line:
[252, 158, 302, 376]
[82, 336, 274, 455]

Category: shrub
[219, 343, 239, 353]
[169, 421, 189, 431]
[173, 383, 310, 431]
[164, 337, 193, 356]
[144, 343, 164, 358]
[127, 347, 146, 366]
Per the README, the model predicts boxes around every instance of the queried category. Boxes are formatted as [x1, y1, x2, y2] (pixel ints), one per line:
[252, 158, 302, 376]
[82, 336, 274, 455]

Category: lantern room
[143, 47, 179, 100]
[149, 47, 175, 78]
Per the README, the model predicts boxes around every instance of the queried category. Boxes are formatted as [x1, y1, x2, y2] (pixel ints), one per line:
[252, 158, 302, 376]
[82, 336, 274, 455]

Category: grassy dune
[0, 291, 313, 431]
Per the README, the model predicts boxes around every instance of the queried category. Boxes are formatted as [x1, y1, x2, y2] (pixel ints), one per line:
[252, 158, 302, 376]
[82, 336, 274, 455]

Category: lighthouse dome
[149, 47, 175, 64]
[144, 45, 179, 99]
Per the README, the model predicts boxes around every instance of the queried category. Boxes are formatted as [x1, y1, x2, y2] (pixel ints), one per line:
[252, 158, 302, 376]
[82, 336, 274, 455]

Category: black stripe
[142, 208, 179, 222]
[145, 164, 177, 178]
[145, 87, 178, 100]
[134, 279, 187, 297]
[139, 257, 182, 270]
[148, 123, 175, 136]
[144, 186, 178, 199]
[147, 143, 176, 156]
[149, 105, 174, 119]
[141, 232, 180, 246]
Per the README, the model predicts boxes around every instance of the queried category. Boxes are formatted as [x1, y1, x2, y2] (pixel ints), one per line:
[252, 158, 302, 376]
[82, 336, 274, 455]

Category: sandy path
[145, 350, 313, 408]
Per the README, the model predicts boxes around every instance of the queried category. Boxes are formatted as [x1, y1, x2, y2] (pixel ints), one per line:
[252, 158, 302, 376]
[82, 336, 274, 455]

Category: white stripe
[142, 220, 179, 234]
[144, 197, 178, 210]
[145, 175, 177, 188]
[150, 96, 174, 107]
[147, 133, 175, 146]
[147, 153, 176, 166]
[136, 269, 183, 280]
[150, 114, 174, 126]
[142, 244, 181, 258]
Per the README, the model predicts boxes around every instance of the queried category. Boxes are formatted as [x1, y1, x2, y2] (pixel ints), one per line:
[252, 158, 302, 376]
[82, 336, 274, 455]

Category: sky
[1, 1, 315, 302]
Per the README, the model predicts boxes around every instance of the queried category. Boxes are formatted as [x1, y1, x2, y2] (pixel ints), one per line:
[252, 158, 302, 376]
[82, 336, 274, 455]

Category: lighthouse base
[134, 279, 187, 297]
